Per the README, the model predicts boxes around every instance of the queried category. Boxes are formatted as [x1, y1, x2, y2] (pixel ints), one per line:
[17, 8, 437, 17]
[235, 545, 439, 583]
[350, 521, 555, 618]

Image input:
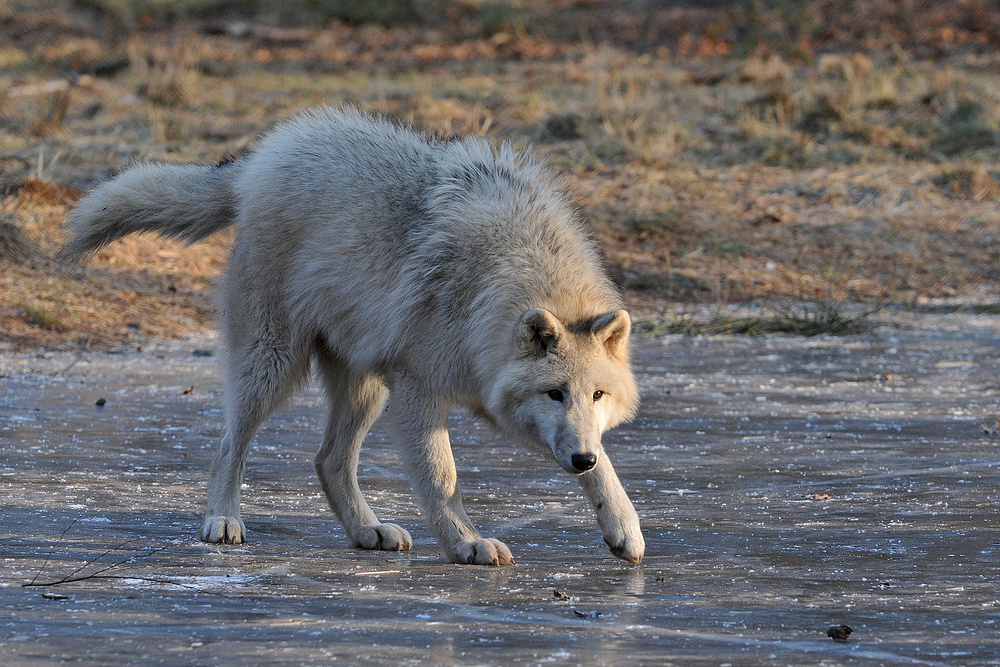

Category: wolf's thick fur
[63, 107, 644, 565]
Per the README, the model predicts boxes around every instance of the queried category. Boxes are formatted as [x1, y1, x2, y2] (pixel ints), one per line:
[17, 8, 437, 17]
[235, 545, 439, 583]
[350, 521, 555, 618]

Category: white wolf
[62, 107, 644, 565]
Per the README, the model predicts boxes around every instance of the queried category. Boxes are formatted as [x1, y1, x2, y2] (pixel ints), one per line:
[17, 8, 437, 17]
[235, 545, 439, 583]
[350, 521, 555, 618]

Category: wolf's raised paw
[200, 515, 246, 544]
[454, 538, 514, 566]
[605, 534, 644, 564]
[352, 523, 412, 551]
[603, 525, 644, 564]
[595, 498, 644, 564]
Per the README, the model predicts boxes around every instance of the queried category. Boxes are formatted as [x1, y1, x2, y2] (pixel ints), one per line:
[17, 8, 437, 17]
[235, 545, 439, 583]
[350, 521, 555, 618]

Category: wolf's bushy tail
[59, 162, 237, 260]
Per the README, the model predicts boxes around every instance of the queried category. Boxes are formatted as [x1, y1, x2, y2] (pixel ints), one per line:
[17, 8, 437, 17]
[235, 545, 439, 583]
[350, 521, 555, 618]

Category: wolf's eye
[593, 390, 604, 401]
[547, 389, 564, 402]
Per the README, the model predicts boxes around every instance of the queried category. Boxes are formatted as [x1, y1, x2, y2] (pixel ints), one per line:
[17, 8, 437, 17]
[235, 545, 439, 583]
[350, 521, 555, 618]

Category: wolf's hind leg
[577, 450, 644, 563]
[314, 351, 411, 551]
[201, 307, 310, 544]
[389, 377, 513, 566]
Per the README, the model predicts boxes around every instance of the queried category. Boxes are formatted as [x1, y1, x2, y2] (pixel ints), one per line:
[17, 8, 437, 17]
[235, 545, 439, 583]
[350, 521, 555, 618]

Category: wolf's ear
[519, 308, 564, 356]
[591, 309, 631, 358]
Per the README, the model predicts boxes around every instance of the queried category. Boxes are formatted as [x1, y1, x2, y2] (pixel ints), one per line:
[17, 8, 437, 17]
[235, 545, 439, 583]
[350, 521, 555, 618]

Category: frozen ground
[1, 312, 998, 666]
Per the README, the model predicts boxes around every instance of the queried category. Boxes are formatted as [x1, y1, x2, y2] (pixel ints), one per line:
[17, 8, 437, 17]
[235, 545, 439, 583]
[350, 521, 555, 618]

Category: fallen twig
[23, 520, 229, 596]
[27, 517, 79, 587]
[27, 572, 230, 596]
[58, 335, 92, 375]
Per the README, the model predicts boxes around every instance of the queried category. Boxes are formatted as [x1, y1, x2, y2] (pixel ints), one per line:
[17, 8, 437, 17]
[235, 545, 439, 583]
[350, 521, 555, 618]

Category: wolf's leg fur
[200, 290, 310, 544]
[389, 377, 514, 566]
[313, 350, 411, 551]
[577, 451, 644, 563]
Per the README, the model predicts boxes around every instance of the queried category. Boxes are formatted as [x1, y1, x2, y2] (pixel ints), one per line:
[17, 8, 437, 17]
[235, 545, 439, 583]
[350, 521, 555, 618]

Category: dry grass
[2, 0, 1000, 349]
[637, 301, 880, 337]
[0, 211, 37, 263]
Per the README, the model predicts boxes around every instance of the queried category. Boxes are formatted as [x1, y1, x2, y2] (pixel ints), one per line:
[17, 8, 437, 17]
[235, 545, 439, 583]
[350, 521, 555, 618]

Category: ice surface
[1, 313, 998, 665]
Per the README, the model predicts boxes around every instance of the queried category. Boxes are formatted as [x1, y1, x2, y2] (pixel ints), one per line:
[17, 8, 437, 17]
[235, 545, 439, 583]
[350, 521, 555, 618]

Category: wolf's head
[488, 308, 640, 474]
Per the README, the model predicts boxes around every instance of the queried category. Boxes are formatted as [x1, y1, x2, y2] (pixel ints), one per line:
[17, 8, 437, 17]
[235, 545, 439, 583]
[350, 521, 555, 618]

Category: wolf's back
[60, 162, 237, 260]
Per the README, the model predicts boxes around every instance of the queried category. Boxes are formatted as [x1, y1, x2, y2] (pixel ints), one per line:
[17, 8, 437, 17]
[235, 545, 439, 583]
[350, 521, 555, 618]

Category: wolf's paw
[200, 515, 247, 544]
[453, 538, 514, 566]
[603, 520, 645, 564]
[352, 523, 412, 551]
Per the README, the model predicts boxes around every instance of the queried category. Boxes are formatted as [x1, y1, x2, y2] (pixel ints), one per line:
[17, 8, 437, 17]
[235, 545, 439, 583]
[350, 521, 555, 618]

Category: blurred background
[2, 0, 1000, 347]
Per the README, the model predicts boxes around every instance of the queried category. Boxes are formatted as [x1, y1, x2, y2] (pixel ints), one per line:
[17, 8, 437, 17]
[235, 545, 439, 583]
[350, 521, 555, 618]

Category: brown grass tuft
[14, 178, 83, 207]
[0, 212, 37, 263]
[935, 164, 1000, 201]
[128, 40, 199, 108]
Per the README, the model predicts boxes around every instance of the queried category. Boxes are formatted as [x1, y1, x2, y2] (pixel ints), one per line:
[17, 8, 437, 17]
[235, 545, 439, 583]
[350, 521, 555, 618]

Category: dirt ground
[1, 312, 999, 665]
[2, 1, 1000, 349]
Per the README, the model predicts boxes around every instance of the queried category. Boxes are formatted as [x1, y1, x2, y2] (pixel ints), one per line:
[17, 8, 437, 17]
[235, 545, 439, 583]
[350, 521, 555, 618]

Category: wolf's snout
[571, 453, 598, 472]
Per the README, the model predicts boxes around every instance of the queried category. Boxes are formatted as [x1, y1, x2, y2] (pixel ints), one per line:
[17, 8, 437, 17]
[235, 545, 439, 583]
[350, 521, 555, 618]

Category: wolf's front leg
[578, 450, 644, 563]
[390, 377, 514, 566]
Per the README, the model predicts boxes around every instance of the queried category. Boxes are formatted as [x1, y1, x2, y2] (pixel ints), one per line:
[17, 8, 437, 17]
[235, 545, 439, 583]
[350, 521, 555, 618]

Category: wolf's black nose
[572, 453, 598, 471]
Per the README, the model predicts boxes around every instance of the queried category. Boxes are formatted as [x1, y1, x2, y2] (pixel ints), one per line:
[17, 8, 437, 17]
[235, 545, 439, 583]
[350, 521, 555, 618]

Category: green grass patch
[24, 305, 66, 332]
[932, 101, 999, 156]
[913, 302, 1000, 315]
[639, 302, 879, 337]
